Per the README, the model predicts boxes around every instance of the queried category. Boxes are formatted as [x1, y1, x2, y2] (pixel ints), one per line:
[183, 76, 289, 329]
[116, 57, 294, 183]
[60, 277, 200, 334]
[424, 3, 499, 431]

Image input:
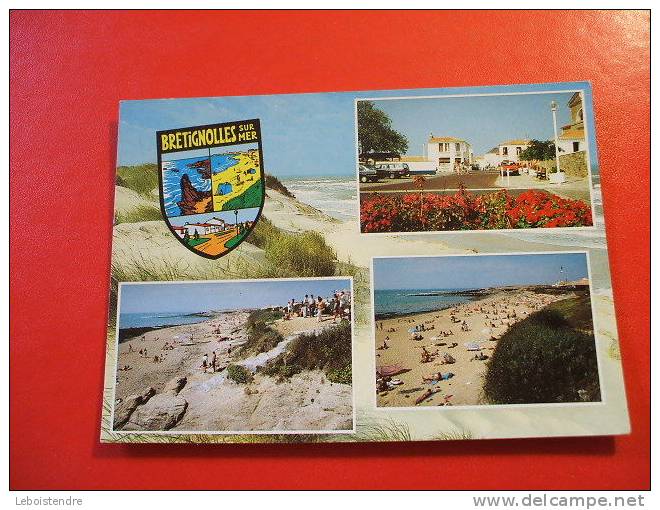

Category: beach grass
[355, 418, 412, 442]
[259, 321, 352, 383]
[433, 429, 475, 441]
[265, 175, 296, 199]
[483, 300, 600, 404]
[116, 164, 159, 196]
[246, 216, 337, 277]
[115, 204, 163, 224]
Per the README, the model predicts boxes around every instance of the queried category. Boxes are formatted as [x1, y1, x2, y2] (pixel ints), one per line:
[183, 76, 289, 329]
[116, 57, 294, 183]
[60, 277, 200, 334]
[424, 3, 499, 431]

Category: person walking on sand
[202, 353, 208, 372]
[308, 295, 315, 317]
[316, 296, 325, 322]
[332, 292, 341, 323]
[211, 351, 217, 372]
[339, 291, 349, 320]
[302, 295, 308, 318]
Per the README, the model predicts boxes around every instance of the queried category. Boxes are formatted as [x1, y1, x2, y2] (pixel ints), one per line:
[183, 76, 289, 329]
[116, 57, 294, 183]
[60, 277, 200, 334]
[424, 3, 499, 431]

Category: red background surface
[10, 10, 650, 490]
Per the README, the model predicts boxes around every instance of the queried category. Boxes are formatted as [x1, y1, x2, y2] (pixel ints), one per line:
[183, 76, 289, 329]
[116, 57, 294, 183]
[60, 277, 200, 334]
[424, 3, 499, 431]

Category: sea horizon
[374, 288, 476, 319]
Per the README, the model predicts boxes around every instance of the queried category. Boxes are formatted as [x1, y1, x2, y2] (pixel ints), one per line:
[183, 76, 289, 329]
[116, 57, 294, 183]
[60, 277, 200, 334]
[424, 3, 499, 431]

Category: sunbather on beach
[420, 346, 433, 363]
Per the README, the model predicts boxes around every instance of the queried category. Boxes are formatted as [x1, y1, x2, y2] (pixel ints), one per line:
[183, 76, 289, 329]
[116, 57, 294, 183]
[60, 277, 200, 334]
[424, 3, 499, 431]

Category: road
[195, 228, 239, 256]
[360, 171, 500, 192]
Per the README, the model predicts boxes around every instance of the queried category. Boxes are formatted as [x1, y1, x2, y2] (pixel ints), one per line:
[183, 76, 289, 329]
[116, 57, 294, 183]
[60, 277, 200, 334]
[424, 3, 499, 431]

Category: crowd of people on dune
[282, 290, 352, 323]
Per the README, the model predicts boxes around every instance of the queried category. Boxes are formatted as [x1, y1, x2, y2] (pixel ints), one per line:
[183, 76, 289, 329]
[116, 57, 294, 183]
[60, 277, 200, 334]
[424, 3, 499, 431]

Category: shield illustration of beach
[157, 120, 265, 259]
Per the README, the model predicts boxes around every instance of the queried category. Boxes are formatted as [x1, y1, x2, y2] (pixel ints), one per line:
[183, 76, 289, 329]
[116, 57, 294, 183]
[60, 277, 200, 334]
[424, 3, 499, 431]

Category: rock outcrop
[177, 174, 212, 215]
[122, 376, 189, 431]
[113, 387, 155, 429]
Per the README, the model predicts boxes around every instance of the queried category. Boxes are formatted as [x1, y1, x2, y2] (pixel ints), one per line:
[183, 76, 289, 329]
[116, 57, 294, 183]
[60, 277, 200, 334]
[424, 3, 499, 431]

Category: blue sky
[371, 92, 574, 156]
[117, 82, 596, 176]
[373, 253, 589, 291]
[168, 208, 258, 227]
[119, 278, 351, 314]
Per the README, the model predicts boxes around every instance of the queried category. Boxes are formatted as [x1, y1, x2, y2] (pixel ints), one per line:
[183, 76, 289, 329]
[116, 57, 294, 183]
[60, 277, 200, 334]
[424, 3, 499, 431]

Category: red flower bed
[360, 187, 592, 233]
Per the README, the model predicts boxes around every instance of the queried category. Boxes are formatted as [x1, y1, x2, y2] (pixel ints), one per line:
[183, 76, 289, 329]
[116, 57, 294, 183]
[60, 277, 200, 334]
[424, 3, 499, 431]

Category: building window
[455, 143, 461, 151]
[573, 141, 580, 152]
[516, 147, 522, 155]
[439, 143, 450, 152]
[438, 157, 450, 164]
[502, 147, 508, 156]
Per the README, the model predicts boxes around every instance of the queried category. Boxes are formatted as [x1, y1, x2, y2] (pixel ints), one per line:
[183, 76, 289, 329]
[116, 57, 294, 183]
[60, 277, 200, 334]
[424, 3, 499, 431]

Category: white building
[557, 92, 585, 155]
[206, 217, 229, 229]
[426, 135, 473, 173]
[482, 147, 502, 168]
[182, 222, 224, 236]
[477, 140, 531, 168]
[497, 139, 531, 162]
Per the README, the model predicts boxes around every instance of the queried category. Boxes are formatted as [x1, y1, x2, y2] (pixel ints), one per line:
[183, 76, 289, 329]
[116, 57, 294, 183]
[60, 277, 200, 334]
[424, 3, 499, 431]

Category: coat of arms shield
[156, 119, 265, 259]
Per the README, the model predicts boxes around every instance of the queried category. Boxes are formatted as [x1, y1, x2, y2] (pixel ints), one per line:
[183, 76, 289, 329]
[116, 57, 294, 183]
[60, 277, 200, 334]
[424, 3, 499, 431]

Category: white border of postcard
[369, 250, 606, 411]
[111, 276, 356, 435]
[353, 89, 597, 236]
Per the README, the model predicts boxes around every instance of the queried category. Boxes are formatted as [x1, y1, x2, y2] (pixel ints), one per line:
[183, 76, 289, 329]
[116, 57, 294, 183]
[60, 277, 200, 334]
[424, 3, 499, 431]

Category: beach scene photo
[373, 252, 601, 408]
[113, 278, 354, 433]
[357, 92, 594, 233]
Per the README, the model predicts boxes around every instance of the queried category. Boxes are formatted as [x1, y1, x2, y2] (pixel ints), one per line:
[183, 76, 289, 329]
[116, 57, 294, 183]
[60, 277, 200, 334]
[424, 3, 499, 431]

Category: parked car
[359, 165, 378, 183]
[375, 162, 411, 179]
[499, 160, 520, 176]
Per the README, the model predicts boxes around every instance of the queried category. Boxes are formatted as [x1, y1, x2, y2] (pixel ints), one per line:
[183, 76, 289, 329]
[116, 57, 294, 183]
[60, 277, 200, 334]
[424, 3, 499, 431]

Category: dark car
[375, 162, 411, 179]
[359, 165, 378, 183]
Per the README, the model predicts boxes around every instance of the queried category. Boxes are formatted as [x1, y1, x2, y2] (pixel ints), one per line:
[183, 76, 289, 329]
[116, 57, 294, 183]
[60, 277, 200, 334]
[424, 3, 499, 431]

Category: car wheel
[389, 172, 396, 179]
[360, 176, 368, 183]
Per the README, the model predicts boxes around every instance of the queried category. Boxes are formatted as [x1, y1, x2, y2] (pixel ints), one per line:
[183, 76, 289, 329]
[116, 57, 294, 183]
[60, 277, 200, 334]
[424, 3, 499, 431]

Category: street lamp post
[234, 209, 239, 234]
[550, 100, 561, 178]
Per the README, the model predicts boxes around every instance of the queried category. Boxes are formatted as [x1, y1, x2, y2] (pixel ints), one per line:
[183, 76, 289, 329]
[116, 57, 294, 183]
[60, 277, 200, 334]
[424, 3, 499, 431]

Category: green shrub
[327, 366, 352, 385]
[544, 292, 594, 332]
[226, 364, 253, 384]
[260, 321, 352, 383]
[238, 310, 284, 356]
[483, 308, 600, 404]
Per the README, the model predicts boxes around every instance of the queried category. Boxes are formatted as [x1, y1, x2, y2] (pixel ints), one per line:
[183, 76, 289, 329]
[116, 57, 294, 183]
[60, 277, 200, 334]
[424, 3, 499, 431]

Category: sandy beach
[375, 289, 569, 407]
[113, 311, 353, 432]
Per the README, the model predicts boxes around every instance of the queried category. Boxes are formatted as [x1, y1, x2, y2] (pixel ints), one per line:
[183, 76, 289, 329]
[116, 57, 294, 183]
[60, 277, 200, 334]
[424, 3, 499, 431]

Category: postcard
[102, 82, 629, 443]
